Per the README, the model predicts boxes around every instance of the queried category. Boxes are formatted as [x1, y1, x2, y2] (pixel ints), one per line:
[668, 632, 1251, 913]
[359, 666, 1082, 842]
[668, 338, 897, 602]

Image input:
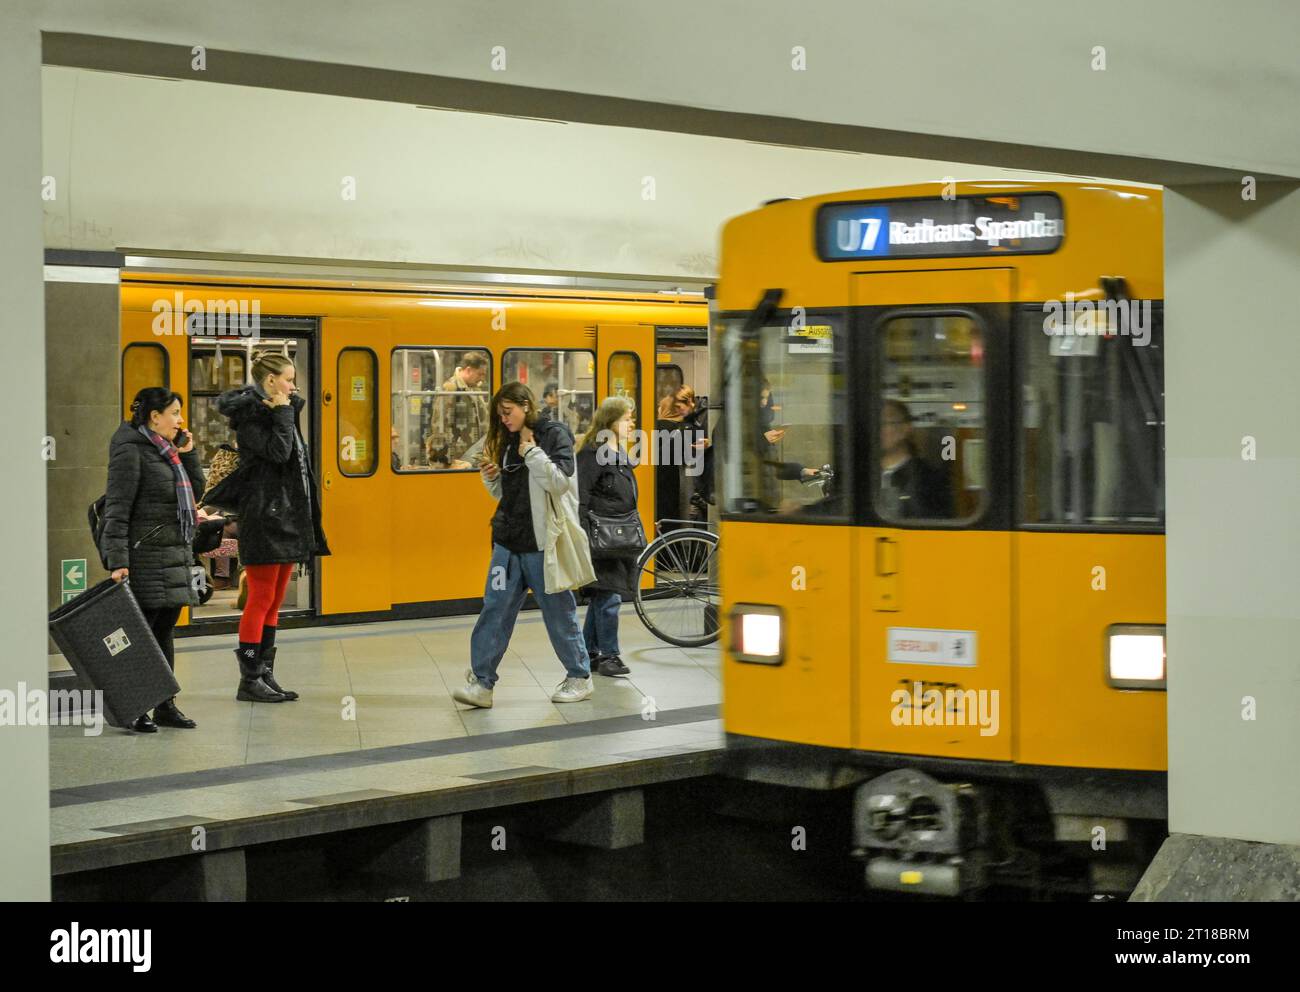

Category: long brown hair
[483, 382, 540, 466]
[578, 396, 633, 452]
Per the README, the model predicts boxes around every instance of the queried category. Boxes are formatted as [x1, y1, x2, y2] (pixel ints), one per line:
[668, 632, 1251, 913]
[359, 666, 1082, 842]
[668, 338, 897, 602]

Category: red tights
[239, 563, 295, 643]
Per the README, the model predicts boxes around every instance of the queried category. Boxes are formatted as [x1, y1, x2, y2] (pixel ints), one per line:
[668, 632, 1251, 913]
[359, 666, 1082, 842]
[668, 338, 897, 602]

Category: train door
[598, 324, 656, 538]
[319, 318, 393, 615]
[853, 268, 1014, 761]
[189, 327, 316, 622]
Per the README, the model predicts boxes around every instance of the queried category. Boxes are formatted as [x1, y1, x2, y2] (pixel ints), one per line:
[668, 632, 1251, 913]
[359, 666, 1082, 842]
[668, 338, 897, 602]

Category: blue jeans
[469, 544, 591, 689]
[583, 590, 623, 659]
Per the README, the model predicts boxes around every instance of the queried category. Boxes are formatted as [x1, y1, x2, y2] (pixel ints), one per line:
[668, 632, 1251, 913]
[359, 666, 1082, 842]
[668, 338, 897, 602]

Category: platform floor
[49, 606, 723, 860]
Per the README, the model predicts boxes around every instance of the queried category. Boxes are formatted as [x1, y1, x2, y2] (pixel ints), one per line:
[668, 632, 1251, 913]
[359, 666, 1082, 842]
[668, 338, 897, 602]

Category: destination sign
[817, 193, 1064, 260]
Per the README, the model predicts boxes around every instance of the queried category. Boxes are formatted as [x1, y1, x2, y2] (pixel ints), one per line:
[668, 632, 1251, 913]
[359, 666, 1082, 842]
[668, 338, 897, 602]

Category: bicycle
[632, 465, 833, 647]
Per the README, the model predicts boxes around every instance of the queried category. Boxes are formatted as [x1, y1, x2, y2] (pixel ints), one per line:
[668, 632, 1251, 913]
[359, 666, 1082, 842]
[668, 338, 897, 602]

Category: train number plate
[887, 627, 977, 666]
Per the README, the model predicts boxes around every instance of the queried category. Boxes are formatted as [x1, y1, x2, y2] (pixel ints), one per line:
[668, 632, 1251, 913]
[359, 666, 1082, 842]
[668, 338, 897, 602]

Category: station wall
[40, 67, 1075, 274]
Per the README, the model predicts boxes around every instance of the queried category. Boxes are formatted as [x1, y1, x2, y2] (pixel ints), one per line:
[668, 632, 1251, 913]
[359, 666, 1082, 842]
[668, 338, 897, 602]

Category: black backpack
[88, 494, 109, 569]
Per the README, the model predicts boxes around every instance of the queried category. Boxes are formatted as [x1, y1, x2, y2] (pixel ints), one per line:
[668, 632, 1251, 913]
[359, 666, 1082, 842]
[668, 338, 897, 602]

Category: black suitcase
[48, 578, 181, 728]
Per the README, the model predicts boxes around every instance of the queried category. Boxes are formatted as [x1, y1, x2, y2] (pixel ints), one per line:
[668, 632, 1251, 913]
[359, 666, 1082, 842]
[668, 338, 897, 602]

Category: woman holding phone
[216, 351, 330, 703]
[101, 387, 206, 732]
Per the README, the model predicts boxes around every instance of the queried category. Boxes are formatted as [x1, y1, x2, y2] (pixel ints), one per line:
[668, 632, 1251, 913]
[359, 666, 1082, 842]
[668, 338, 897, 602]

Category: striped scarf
[139, 426, 197, 545]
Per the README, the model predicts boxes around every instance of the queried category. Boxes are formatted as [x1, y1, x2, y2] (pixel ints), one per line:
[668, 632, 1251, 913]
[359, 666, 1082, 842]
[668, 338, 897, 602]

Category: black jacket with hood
[101, 422, 205, 610]
[214, 385, 330, 565]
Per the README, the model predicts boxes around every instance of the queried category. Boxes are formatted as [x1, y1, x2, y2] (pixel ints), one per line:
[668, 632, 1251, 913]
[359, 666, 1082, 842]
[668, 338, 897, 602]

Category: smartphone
[175, 429, 192, 447]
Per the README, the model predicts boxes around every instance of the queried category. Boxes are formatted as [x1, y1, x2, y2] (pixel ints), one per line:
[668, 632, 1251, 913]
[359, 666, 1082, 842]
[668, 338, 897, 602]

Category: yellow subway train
[119, 275, 707, 628]
[715, 182, 1167, 895]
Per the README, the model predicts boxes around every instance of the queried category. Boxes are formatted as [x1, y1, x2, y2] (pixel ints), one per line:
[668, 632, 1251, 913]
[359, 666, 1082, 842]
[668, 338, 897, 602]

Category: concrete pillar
[44, 262, 121, 626]
[0, 0, 52, 902]
[360, 815, 463, 883]
[541, 789, 645, 850]
[1135, 182, 1300, 899]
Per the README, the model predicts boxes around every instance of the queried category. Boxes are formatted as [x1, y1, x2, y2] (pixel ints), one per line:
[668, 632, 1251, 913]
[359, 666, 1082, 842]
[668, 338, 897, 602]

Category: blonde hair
[579, 396, 634, 452]
[657, 384, 696, 421]
[252, 351, 294, 388]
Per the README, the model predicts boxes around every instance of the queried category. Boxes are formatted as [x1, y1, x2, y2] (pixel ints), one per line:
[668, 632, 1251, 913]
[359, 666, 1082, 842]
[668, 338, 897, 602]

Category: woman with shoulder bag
[452, 382, 595, 709]
[100, 388, 205, 732]
[215, 351, 330, 703]
[577, 396, 644, 677]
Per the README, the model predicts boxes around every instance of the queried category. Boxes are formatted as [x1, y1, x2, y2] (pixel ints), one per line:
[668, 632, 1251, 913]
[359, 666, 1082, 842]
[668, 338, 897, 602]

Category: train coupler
[851, 768, 991, 896]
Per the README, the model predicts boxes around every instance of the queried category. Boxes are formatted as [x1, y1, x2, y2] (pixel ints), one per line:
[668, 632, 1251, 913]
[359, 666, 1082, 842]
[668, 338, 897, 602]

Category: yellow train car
[118, 274, 707, 628]
[715, 182, 1166, 895]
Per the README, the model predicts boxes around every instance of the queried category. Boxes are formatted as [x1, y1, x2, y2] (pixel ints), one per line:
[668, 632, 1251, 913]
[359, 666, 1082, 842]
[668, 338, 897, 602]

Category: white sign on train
[887, 627, 977, 666]
[788, 324, 833, 354]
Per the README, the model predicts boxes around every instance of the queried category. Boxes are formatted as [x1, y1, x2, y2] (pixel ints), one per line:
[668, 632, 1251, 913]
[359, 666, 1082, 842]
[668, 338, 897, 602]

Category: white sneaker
[452, 680, 494, 709]
[551, 677, 593, 703]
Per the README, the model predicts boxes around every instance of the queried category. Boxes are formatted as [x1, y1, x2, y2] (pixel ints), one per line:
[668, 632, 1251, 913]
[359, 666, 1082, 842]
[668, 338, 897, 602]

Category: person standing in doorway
[216, 352, 330, 702]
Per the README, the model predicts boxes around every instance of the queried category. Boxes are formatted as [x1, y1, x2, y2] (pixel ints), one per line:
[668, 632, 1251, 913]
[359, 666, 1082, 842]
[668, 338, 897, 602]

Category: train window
[121, 343, 169, 421]
[1020, 305, 1164, 527]
[608, 352, 641, 425]
[719, 312, 848, 520]
[338, 348, 377, 477]
[875, 313, 987, 525]
[187, 341, 247, 468]
[502, 348, 596, 439]
[390, 348, 492, 472]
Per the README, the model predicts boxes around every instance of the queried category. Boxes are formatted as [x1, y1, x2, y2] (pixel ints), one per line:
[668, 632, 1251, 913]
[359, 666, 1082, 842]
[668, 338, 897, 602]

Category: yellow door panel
[1016, 532, 1166, 770]
[597, 323, 655, 589]
[721, 521, 856, 749]
[856, 529, 1013, 760]
[852, 267, 1013, 761]
[320, 319, 392, 615]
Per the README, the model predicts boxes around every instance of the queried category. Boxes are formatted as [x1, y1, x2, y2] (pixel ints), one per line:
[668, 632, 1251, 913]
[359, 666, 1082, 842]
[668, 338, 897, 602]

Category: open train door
[852, 268, 1015, 761]
[319, 319, 393, 616]
[597, 323, 657, 557]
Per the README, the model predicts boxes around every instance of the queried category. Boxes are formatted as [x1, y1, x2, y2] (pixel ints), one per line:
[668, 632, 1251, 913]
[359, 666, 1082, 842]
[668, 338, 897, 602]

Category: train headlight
[1106, 624, 1166, 689]
[729, 604, 784, 665]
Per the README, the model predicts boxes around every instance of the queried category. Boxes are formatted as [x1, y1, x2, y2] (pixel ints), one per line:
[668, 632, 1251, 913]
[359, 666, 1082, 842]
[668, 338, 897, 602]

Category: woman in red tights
[215, 352, 330, 702]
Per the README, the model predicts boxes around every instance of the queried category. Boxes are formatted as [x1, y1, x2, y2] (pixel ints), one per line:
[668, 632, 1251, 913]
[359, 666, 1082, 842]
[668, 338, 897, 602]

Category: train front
[713, 183, 1168, 897]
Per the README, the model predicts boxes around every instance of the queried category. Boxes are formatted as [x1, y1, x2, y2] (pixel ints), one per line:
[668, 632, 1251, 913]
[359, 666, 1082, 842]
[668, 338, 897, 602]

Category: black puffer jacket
[577, 442, 641, 596]
[215, 386, 330, 565]
[101, 422, 205, 610]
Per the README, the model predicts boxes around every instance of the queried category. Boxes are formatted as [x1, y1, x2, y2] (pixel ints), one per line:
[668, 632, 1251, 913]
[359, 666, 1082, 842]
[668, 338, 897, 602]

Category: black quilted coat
[100, 422, 205, 610]
[215, 386, 330, 565]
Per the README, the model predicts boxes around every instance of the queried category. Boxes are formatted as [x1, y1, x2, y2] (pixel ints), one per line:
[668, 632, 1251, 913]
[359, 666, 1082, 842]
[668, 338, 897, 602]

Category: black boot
[259, 646, 298, 701]
[131, 712, 158, 733]
[153, 698, 197, 728]
[234, 646, 288, 703]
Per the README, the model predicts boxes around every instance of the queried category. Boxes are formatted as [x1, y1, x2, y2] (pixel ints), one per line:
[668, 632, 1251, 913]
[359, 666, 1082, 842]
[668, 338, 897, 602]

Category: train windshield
[719, 310, 849, 519]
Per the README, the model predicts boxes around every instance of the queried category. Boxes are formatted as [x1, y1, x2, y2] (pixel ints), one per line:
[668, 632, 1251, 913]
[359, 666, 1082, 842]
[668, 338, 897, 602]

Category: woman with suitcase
[101, 387, 205, 732]
[215, 351, 330, 702]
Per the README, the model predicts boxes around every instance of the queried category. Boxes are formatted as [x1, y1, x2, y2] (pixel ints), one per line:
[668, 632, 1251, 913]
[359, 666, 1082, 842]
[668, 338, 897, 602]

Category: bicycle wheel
[633, 528, 720, 647]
